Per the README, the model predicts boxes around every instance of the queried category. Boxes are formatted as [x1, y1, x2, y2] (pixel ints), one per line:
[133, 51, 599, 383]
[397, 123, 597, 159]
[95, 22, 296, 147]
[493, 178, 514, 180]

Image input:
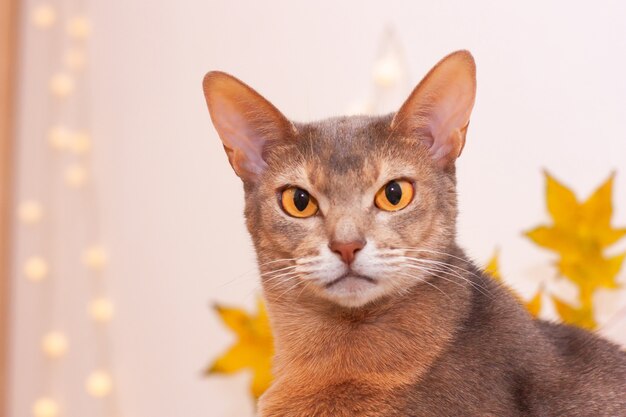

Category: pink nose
[329, 240, 366, 264]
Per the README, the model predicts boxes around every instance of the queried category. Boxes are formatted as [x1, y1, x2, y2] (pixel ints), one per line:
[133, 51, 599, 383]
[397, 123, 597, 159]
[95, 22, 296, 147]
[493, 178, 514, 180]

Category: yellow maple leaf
[485, 250, 543, 317]
[558, 252, 624, 295]
[526, 172, 626, 256]
[207, 299, 274, 398]
[551, 295, 597, 330]
[485, 250, 502, 281]
[525, 290, 543, 318]
[525, 172, 626, 298]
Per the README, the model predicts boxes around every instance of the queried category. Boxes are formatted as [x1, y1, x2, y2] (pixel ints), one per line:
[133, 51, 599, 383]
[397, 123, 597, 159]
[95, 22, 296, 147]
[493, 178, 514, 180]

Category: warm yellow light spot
[69, 131, 91, 154]
[64, 48, 86, 71]
[66, 16, 92, 40]
[32, 398, 59, 417]
[373, 55, 402, 87]
[49, 73, 75, 98]
[48, 126, 73, 150]
[82, 246, 108, 270]
[24, 257, 48, 281]
[32, 4, 56, 29]
[89, 298, 114, 322]
[64, 164, 88, 187]
[86, 370, 113, 397]
[18, 201, 43, 224]
[42, 331, 68, 358]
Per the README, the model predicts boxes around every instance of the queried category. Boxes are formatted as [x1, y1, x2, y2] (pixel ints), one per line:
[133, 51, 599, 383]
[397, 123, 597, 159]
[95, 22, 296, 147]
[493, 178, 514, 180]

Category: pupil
[293, 188, 310, 211]
[385, 182, 402, 205]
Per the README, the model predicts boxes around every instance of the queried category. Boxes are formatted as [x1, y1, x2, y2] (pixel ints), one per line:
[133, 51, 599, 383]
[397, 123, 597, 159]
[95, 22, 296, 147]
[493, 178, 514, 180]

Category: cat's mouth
[324, 273, 376, 288]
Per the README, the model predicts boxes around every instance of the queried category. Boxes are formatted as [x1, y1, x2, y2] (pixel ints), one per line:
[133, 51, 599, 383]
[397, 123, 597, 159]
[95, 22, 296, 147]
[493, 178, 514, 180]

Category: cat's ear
[202, 71, 297, 181]
[391, 50, 476, 168]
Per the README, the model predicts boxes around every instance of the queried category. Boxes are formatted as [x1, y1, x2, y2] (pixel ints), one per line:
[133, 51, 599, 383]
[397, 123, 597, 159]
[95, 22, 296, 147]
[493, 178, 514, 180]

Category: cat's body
[203, 51, 626, 416]
[259, 247, 626, 416]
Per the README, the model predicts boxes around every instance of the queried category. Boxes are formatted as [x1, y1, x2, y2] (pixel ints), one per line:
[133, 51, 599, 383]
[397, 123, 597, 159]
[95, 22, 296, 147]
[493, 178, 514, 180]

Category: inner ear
[391, 50, 476, 168]
[203, 71, 297, 182]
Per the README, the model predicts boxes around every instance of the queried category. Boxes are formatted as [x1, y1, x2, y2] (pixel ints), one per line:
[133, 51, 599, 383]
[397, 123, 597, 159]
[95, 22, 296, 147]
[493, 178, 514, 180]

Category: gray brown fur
[202, 51, 626, 417]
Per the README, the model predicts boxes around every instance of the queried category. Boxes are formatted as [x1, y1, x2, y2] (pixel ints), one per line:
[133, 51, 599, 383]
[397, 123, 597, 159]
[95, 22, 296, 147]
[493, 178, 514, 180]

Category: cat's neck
[263, 249, 474, 388]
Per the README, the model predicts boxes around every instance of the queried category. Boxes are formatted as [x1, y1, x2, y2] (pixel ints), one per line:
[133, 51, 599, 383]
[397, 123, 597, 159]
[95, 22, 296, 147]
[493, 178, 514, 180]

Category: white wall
[11, 1, 626, 417]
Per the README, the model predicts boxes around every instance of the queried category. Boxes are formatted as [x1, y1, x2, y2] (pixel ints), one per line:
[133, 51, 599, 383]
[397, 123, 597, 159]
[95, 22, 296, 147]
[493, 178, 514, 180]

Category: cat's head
[203, 51, 476, 308]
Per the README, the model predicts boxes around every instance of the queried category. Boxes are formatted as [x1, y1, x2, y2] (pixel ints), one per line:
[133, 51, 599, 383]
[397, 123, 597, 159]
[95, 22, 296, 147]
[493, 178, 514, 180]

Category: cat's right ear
[202, 72, 297, 182]
[391, 50, 476, 169]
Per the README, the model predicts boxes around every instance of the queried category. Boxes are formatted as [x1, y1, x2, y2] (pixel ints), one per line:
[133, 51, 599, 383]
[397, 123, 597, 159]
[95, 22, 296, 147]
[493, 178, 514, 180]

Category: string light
[89, 298, 114, 322]
[32, 398, 59, 417]
[64, 163, 88, 187]
[32, 4, 56, 29]
[49, 73, 75, 98]
[82, 245, 108, 270]
[69, 131, 91, 154]
[64, 48, 86, 71]
[41, 332, 68, 358]
[66, 16, 91, 40]
[47, 125, 72, 150]
[86, 370, 113, 398]
[372, 55, 403, 87]
[24, 257, 49, 281]
[18, 200, 44, 224]
[29, 4, 122, 415]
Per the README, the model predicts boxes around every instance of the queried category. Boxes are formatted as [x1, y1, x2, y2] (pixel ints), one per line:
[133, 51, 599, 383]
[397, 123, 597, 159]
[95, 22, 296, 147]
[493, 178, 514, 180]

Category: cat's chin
[320, 274, 385, 308]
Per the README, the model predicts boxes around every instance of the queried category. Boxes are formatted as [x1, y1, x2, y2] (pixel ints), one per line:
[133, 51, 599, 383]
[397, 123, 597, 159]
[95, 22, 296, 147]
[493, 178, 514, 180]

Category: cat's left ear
[202, 71, 297, 182]
[391, 50, 476, 168]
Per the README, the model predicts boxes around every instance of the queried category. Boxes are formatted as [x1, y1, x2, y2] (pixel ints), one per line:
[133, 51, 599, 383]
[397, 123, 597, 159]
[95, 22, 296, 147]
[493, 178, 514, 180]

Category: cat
[202, 51, 626, 416]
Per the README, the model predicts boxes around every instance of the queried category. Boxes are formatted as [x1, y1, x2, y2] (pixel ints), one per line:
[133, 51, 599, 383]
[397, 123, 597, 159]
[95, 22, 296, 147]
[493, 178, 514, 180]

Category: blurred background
[1, 1, 625, 416]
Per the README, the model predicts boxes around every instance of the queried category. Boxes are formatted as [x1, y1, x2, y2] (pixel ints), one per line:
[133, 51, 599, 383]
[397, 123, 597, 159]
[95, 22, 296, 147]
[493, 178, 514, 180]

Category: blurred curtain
[1, 0, 19, 414]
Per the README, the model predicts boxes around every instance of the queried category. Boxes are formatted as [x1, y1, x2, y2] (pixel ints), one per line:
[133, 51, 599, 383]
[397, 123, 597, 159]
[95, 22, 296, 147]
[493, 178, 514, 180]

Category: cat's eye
[375, 180, 414, 212]
[280, 187, 319, 218]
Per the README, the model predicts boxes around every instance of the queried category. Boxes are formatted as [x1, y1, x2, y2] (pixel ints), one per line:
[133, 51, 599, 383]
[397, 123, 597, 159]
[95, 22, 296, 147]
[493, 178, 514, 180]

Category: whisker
[397, 257, 493, 298]
[395, 271, 452, 301]
[400, 262, 493, 299]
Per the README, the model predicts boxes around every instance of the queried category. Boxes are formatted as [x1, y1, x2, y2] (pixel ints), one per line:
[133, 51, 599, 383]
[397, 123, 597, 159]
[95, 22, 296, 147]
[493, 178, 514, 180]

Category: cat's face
[203, 51, 476, 307]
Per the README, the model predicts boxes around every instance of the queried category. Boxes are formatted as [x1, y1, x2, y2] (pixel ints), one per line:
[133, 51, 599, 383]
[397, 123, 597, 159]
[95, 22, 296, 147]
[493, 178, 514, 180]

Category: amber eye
[280, 187, 319, 218]
[375, 180, 414, 212]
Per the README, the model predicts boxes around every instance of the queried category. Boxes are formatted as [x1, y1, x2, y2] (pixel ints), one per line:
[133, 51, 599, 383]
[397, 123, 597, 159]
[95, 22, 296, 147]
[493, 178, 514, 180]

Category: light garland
[24, 4, 121, 417]
[63, 163, 88, 187]
[31, 4, 56, 29]
[24, 256, 48, 281]
[345, 27, 409, 116]
[48, 72, 75, 98]
[82, 245, 108, 270]
[18, 201, 44, 224]
[41, 331, 69, 358]
[66, 16, 91, 40]
[47, 125, 72, 150]
[88, 297, 114, 322]
[32, 398, 59, 417]
[68, 131, 91, 154]
[85, 370, 113, 397]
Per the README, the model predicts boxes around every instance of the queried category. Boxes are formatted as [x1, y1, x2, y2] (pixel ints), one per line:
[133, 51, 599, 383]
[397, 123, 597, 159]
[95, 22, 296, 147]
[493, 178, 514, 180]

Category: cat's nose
[329, 239, 366, 265]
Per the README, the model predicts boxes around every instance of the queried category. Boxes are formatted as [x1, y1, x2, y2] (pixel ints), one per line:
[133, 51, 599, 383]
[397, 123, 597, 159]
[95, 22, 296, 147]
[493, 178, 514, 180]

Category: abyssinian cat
[202, 51, 626, 416]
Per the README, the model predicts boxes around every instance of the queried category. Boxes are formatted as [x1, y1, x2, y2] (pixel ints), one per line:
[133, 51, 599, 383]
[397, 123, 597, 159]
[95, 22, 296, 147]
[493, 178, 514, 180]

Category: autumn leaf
[525, 291, 543, 318]
[485, 250, 543, 317]
[207, 298, 274, 398]
[525, 172, 626, 301]
[525, 172, 625, 257]
[557, 252, 624, 294]
[551, 295, 597, 330]
[484, 250, 502, 281]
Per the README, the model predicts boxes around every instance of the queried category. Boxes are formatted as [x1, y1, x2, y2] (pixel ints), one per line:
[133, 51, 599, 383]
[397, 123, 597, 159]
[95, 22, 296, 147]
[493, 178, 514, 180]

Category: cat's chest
[257, 378, 405, 417]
